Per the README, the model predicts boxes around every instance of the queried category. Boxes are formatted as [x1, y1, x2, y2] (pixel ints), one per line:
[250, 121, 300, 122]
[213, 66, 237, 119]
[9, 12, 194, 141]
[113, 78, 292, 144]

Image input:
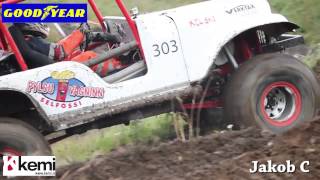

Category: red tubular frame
[0, 18, 28, 70]
[115, 0, 141, 45]
[88, 0, 107, 32]
[0, 0, 143, 71]
[0, 31, 8, 50]
[0, 0, 24, 8]
[88, 0, 143, 52]
[183, 100, 223, 110]
[115, 0, 144, 56]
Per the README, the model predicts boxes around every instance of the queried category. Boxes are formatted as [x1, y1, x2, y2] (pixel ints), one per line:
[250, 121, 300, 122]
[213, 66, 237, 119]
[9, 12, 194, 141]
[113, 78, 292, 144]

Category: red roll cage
[0, 0, 142, 71]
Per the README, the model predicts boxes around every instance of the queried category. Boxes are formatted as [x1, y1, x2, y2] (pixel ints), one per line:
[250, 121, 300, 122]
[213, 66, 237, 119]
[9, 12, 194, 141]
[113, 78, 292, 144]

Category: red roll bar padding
[88, 0, 107, 32]
[0, 31, 8, 50]
[0, 0, 143, 70]
[0, 20, 28, 70]
[115, 0, 140, 44]
[86, 0, 144, 56]
[115, 0, 144, 56]
[0, 0, 24, 8]
[183, 100, 223, 110]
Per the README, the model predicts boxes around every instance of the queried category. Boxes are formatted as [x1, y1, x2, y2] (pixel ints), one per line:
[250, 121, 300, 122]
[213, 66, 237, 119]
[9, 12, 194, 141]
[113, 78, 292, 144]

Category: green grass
[53, 114, 175, 166]
[269, 0, 320, 68]
[304, 44, 320, 68]
[270, 0, 320, 45]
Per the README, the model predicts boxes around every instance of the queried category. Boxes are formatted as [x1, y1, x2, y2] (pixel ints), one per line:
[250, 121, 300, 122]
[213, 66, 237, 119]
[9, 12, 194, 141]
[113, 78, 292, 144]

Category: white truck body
[0, 0, 294, 130]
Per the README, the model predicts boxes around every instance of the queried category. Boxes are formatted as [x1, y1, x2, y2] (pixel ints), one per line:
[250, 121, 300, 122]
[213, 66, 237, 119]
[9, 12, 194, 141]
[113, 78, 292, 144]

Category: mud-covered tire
[224, 53, 320, 133]
[0, 118, 52, 156]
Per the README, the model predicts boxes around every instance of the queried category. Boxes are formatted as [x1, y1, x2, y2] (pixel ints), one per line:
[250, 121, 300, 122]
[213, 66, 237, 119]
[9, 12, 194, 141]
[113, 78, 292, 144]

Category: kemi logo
[2, 3, 87, 23]
[2, 156, 56, 176]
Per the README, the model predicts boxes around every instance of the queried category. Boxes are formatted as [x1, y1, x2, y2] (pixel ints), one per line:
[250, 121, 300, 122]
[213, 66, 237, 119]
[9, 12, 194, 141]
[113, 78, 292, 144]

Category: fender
[0, 88, 50, 124]
[161, 0, 300, 82]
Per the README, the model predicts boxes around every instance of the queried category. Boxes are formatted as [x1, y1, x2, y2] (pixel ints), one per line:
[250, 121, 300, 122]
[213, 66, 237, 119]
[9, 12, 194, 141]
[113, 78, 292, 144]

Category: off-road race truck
[0, 0, 319, 156]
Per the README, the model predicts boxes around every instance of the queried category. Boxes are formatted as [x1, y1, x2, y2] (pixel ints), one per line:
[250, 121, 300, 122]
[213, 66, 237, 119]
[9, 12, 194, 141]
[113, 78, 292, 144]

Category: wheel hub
[260, 81, 302, 127]
[264, 87, 289, 120]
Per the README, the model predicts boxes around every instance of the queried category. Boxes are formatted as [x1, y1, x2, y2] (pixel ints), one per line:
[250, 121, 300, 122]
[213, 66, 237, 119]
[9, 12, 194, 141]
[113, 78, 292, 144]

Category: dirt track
[18, 117, 319, 180]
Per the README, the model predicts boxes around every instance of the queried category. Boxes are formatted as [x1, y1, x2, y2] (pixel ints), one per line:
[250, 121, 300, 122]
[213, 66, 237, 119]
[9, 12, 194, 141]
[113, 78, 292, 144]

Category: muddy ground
[18, 117, 320, 180]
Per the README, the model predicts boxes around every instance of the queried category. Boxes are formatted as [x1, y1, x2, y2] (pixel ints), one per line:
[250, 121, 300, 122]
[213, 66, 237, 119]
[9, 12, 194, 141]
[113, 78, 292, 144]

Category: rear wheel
[224, 53, 320, 133]
[0, 118, 52, 174]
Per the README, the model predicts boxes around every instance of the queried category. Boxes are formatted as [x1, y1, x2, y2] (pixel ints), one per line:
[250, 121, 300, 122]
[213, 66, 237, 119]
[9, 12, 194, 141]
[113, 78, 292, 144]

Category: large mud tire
[224, 53, 320, 133]
[0, 117, 51, 156]
[0, 118, 52, 175]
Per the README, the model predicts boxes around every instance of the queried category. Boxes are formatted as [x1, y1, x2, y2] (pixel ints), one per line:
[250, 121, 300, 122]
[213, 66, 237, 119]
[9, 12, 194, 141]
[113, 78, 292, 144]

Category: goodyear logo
[2, 3, 87, 23]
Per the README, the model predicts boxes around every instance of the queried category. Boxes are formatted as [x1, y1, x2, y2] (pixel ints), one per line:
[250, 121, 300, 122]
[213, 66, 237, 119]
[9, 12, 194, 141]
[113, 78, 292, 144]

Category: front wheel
[224, 53, 320, 133]
[0, 118, 52, 174]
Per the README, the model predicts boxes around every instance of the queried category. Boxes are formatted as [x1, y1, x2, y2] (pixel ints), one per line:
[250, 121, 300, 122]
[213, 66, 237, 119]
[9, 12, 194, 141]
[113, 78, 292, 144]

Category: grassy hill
[270, 0, 320, 44]
[269, 0, 320, 67]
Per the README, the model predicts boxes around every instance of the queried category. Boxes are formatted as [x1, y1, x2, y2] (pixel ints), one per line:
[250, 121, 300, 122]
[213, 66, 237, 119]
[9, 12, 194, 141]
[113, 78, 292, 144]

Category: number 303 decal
[153, 40, 178, 57]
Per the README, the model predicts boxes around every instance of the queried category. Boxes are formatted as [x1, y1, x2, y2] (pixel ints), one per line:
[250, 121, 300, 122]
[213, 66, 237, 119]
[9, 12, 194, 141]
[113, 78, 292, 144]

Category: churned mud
[18, 117, 320, 180]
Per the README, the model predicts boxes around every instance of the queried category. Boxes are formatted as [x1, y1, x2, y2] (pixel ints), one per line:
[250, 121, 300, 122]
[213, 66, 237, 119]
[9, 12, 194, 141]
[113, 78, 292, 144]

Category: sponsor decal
[2, 156, 55, 177]
[27, 70, 104, 109]
[189, 16, 216, 27]
[226, 4, 256, 15]
[2, 3, 87, 23]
